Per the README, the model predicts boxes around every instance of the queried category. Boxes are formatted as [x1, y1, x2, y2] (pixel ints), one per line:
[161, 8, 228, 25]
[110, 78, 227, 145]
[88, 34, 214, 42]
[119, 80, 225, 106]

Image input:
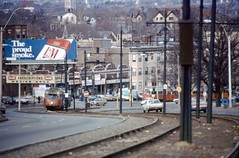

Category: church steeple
[65, 0, 76, 13]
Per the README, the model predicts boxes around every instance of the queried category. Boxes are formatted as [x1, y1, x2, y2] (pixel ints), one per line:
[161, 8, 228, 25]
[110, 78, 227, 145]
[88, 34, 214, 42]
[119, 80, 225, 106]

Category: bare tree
[192, 12, 239, 107]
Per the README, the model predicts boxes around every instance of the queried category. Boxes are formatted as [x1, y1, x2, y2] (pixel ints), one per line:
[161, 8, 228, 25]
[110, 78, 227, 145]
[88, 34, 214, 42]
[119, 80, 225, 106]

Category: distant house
[153, 9, 180, 23]
[84, 16, 96, 26]
[61, 12, 77, 24]
[152, 8, 181, 42]
[131, 10, 147, 23]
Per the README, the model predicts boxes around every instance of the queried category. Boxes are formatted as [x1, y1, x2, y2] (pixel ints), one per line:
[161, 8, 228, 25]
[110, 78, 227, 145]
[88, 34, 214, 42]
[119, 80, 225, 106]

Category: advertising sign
[6, 74, 62, 84]
[4, 39, 77, 60]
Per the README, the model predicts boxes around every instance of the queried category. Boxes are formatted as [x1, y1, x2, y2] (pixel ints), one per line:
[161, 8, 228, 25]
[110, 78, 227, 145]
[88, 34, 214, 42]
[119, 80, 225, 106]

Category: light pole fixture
[0, 6, 34, 108]
[204, 19, 232, 108]
[221, 27, 232, 108]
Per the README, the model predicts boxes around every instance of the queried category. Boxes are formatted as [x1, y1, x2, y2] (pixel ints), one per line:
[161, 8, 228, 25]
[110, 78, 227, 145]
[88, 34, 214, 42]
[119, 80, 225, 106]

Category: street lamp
[0, 7, 34, 108]
[204, 19, 232, 108]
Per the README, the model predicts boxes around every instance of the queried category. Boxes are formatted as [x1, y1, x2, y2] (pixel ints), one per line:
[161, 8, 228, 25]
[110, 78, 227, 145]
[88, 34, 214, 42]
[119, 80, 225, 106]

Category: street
[0, 108, 122, 152]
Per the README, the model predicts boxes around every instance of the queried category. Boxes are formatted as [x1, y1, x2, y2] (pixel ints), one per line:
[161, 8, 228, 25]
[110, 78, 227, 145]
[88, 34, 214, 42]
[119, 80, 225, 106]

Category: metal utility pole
[73, 63, 76, 110]
[0, 27, 2, 106]
[196, 0, 204, 119]
[84, 50, 88, 113]
[179, 0, 193, 143]
[64, 54, 68, 112]
[163, 9, 167, 115]
[207, 0, 217, 123]
[119, 27, 123, 113]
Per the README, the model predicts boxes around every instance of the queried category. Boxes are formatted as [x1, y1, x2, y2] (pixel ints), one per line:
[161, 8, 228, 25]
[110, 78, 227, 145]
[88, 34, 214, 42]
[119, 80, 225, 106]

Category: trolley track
[39, 112, 239, 158]
[38, 113, 180, 158]
[1, 110, 238, 158]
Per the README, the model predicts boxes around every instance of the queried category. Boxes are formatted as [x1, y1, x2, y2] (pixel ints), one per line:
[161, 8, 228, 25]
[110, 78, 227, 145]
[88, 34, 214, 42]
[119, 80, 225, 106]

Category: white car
[15, 96, 35, 104]
[140, 98, 153, 105]
[142, 99, 163, 113]
[191, 98, 207, 113]
[90, 98, 107, 106]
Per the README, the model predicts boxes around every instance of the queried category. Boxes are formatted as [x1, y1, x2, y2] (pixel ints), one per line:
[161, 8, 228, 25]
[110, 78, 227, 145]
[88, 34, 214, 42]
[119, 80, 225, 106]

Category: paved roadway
[0, 108, 123, 152]
[71, 99, 239, 115]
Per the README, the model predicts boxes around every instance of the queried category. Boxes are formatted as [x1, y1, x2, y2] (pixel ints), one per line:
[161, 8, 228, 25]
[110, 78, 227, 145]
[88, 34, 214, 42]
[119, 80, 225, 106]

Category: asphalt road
[0, 108, 122, 152]
[72, 99, 239, 115]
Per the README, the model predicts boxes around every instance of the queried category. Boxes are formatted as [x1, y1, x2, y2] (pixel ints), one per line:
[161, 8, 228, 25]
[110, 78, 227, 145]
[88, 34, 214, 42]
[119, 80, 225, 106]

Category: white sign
[163, 84, 167, 90]
[6, 74, 62, 84]
[95, 74, 101, 80]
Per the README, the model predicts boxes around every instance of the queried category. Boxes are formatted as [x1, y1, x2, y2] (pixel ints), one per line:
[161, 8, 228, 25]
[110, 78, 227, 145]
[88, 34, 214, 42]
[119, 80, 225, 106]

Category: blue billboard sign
[4, 39, 77, 60]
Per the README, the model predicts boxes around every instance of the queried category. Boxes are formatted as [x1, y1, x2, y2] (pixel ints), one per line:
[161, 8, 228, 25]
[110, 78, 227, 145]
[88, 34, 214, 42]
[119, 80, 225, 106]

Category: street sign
[84, 91, 89, 97]
[163, 84, 167, 90]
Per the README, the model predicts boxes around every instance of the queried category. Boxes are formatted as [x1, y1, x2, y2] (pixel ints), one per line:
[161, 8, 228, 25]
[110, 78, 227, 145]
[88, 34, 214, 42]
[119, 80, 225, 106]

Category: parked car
[87, 95, 98, 102]
[2, 96, 16, 105]
[104, 94, 116, 101]
[0, 104, 6, 114]
[191, 98, 207, 113]
[232, 96, 239, 106]
[142, 99, 163, 113]
[15, 96, 35, 104]
[23, 96, 35, 104]
[140, 98, 153, 105]
[90, 98, 107, 106]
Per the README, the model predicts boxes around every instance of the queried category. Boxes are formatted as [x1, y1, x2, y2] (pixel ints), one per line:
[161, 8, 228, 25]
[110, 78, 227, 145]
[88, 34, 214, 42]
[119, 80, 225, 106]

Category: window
[169, 16, 174, 21]
[151, 55, 154, 60]
[138, 81, 142, 90]
[132, 82, 136, 89]
[145, 67, 148, 75]
[132, 55, 136, 62]
[7, 29, 12, 39]
[145, 56, 148, 62]
[157, 55, 160, 61]
[138, 68, 142, 75]
[96, 47, 99, 53]
[15, 28, 21, 39]
[138, 56, 142, 62]
[22, 29, 26, 39]
[151, 67, 155, 73]
[132, 68, 136, 76]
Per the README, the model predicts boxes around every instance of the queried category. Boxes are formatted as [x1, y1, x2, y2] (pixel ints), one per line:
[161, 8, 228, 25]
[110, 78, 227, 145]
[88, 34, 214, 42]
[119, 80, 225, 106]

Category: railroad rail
[39, 113, 239, 158]
[39, 114, 180, 158]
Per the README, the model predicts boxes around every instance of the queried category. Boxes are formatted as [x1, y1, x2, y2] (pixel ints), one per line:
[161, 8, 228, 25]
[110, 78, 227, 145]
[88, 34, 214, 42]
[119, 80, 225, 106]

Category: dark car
[0, 105, 6, 114]
[2, 96, 16, 105]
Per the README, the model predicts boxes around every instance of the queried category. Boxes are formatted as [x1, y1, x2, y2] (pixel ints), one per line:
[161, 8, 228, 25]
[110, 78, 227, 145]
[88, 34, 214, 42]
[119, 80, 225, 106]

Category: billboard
[4, 39, 77, 60]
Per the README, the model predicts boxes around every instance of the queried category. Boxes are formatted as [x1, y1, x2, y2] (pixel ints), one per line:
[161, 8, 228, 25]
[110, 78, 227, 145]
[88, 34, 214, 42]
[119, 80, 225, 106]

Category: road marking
[22, 125, 31, 128]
